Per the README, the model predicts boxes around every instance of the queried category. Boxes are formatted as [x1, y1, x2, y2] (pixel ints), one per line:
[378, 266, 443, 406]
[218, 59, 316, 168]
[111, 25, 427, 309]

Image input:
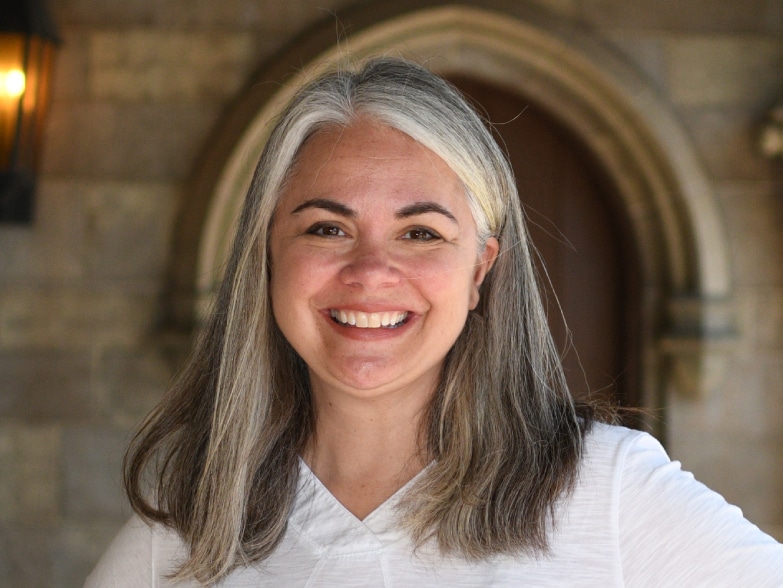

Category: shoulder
[577, 424, 783, 586]
[546, 424, 654, 552]
[84, 515, 192, 588]
[578, 422, 664, 482]
[576, 422, 747, 524]
[583, 421, 658, 452]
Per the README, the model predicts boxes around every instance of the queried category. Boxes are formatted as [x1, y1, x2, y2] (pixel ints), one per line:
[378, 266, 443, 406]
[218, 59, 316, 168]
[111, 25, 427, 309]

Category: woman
[86, 57, 783, 587]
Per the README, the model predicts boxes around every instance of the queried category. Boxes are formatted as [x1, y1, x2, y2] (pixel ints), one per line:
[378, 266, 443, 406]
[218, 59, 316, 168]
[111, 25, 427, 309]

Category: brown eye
[308, 224, 346, 237]
[403, 227, 440, 241]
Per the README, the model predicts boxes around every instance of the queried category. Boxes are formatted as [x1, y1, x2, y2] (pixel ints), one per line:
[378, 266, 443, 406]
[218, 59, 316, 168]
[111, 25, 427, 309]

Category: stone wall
[0, 0, 781, 585]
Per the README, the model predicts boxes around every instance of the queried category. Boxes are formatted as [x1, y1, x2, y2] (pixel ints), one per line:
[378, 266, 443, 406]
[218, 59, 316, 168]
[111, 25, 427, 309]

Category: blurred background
[1, 0, 782, 585]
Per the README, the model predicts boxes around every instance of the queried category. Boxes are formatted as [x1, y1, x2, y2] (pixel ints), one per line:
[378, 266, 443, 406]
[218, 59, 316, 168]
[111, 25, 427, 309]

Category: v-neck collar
[288, 458, 427, 555]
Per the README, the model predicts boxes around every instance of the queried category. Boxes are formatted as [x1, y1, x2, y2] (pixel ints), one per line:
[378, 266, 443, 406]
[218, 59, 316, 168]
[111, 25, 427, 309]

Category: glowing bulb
[2, 69, 26, 99]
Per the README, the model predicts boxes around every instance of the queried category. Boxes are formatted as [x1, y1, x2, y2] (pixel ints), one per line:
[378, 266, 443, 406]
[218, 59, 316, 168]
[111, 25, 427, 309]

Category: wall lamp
[0, 0, 59, 224]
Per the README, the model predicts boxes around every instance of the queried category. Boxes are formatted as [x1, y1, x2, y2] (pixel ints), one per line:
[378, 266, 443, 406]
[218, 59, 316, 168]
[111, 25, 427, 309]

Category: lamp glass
[0, 32, 56, 222]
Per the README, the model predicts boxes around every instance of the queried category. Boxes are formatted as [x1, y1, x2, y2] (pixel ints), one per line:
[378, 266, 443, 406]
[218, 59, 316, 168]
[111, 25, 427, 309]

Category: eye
[307, 223, 346, 237]
[402, 227, 441, 241]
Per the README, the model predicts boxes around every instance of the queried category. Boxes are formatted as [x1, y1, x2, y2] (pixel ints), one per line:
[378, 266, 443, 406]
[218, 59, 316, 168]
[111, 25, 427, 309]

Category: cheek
[416, 259, 479, 312]
[269, 257, 316, 348]
[270, 248, 338, 312]
[269, 246, 306, 320]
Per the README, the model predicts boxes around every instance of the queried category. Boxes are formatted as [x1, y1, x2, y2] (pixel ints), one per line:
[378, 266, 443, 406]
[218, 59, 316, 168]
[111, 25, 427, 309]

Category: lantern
[0, 0, 59, 223]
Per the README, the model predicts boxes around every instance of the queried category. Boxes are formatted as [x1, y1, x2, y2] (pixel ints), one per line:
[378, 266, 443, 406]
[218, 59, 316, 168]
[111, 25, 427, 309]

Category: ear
[469, 237, 499, 310]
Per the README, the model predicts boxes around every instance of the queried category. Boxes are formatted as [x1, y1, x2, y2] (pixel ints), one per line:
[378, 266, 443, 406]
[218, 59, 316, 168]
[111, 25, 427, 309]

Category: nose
[338, 242, 403, 289]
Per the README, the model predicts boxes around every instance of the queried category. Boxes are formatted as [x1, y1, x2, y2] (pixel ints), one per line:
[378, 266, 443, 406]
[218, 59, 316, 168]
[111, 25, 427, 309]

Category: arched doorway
[170, 3, 734, 439]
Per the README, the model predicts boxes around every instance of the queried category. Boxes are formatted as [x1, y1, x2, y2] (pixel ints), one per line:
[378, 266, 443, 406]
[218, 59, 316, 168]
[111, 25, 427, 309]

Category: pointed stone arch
[170, 2, 735, 431]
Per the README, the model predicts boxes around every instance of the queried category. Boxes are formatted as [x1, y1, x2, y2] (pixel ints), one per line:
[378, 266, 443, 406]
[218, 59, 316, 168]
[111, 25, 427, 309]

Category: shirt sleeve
[617, 432, 783, 587]
[84, 516, 162, 588]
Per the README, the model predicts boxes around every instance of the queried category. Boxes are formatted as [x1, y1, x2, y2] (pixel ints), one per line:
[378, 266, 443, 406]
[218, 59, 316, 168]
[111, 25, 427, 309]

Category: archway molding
[175, 2, 735, 415]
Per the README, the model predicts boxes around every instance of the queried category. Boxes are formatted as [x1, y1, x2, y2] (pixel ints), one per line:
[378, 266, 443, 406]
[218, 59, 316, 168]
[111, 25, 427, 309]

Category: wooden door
[450, 77, 640, 410]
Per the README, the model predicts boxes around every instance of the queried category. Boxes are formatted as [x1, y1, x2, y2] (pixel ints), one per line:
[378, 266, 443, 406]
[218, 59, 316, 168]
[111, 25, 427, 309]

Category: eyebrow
[396, 202, 457, 223]
[290, 198, 458, 224]
[291, 198, 355, 217]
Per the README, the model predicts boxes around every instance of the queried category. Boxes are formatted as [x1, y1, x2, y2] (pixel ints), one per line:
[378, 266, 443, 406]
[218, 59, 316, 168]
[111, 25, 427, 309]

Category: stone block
[89, 31, 257, 102]
[53, 518, 128, 588]
[62, 426, 131, 520]
[41, 101, 218, 181]
[55, 0, 371, 38]
[0, 349, 93, 422]
[729, 286, 783, 356]
[156, 0, 268, 29]
[52, 0, 157, 27]
[603, 33, 667, 93]
[96, 346, 173, 428]
[0, 179, 87, 285]
[667, 37, 782, 107]
[766, 0, 783, 34]
[582, 0, 774, 33]
[156, 0, 362, 33]
[757, 289, 783, 347]
[716, 181, 783, 285]
[528, 0, 578, 17]
[84, 181, 177, 281]
[0, 522, 57, 588]
[0, 179, 178, 286]
[52, 29, 91, 101]
[681, 109, 774, 181]
[0, 287, 158, 349]
[0, 424, 61, 523]
[760, 357, 783, 432]
[685, 353, 783, 438]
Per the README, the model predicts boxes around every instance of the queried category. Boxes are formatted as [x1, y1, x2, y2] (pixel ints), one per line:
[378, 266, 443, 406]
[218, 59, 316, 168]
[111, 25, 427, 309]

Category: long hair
[124, 56, 592, 584]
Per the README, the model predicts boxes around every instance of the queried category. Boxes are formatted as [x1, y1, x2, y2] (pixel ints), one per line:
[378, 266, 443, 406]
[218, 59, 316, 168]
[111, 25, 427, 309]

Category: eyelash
[305, 223, 442, 241]
[306, 223, 346, 237]
[402, 227, 441, 241]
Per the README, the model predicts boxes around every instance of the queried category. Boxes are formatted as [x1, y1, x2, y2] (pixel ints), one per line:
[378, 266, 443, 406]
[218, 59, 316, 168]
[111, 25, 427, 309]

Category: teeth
[330, 310, 408, 328]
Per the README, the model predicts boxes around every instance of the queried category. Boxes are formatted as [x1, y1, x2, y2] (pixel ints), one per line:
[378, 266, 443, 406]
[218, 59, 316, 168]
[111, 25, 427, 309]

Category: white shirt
[85, 424, 783, 587]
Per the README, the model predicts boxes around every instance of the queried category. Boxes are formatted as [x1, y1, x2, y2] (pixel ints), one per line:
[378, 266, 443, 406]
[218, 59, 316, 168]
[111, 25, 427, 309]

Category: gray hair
[124, 56, 589, 584]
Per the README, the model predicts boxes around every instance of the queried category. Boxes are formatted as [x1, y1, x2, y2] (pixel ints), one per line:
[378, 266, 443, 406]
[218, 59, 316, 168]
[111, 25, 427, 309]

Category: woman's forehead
[272, 115, 497, 242]
[284, 121, 461, 194]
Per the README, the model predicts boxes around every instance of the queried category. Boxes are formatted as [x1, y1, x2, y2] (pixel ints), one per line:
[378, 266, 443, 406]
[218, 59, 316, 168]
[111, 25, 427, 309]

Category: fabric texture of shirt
[84, 424, 783, 587]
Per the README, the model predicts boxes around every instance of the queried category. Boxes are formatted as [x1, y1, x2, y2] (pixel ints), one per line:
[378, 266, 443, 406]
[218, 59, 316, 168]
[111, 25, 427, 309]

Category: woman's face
[269, 119, 498, 404]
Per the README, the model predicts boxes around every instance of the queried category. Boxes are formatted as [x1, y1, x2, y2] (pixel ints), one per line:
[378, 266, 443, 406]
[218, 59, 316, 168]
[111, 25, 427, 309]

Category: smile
[330, 309, 409, 328]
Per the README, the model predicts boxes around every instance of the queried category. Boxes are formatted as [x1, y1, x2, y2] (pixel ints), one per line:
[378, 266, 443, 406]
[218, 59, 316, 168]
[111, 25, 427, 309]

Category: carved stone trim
[659, 296, 737, 398]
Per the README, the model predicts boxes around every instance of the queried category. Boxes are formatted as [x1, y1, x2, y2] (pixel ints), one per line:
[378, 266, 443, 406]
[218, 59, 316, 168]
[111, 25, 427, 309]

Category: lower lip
[323, 312, 416, 340]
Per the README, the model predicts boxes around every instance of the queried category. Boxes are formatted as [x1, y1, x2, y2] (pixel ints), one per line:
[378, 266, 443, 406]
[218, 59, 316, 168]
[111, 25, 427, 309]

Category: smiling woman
[270, 122, 497, 412]
[269, 122, 498, 519]
[85, 58, 783, 587]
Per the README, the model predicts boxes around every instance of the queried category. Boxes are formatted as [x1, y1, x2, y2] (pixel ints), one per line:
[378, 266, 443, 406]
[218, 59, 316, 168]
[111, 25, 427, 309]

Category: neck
[303, 380, 433, 519]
